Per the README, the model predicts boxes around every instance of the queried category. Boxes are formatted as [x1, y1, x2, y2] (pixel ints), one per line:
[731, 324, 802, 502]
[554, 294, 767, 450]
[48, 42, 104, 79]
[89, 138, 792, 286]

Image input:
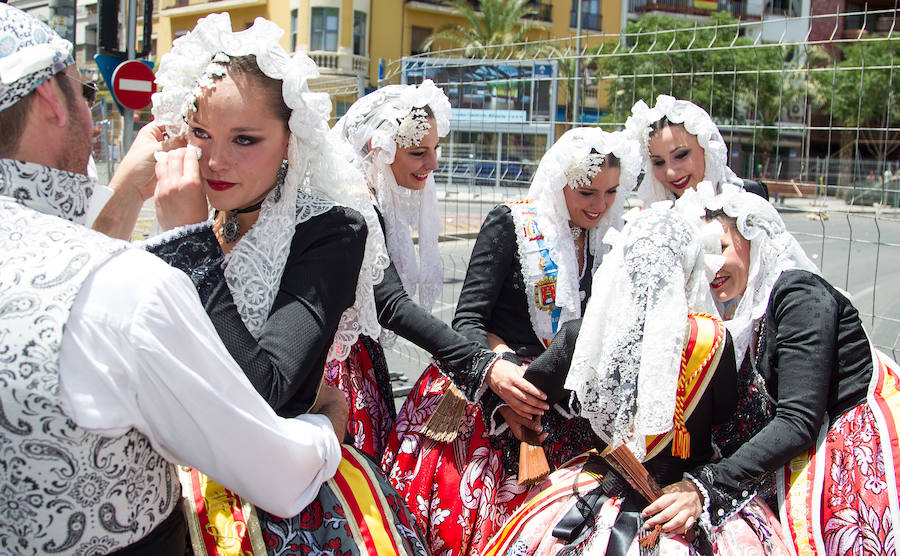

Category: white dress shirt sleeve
[59, 248, 341, 518]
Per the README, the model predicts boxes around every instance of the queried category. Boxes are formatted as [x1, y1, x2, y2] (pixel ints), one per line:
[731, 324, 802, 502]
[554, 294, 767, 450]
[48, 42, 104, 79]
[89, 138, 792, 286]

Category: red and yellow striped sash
[327, 445, 411, 556]
[484, 452, 600, 556]
[871, 350, 900, 482]
[181, 444, 411, 556]
[179, 467, 266, 556]
[644, 313, 725, 460]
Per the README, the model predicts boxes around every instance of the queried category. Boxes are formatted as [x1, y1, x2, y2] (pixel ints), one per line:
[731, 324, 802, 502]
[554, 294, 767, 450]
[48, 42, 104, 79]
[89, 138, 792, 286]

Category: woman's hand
[486, 358, 549, 419]
[154, 145, 209, 231]
[497, 406, 547, 442]
[641, 480, 704, 534]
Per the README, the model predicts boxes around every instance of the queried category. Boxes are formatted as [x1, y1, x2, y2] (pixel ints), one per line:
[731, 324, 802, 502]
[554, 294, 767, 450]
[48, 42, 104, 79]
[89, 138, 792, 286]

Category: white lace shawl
[151, 13, 389, 361]
[330, 80, 450, 311]
[625, 94, 743, 205]
[525, 128, 642, 319]
[564, 192, 725, 461]
[706, 185, 820, 371]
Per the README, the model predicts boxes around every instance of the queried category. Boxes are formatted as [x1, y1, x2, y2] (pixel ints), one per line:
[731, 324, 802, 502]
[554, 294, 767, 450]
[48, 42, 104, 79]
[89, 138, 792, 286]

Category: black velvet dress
[693, 269, 874, 526]
[146, 205, 367, 417]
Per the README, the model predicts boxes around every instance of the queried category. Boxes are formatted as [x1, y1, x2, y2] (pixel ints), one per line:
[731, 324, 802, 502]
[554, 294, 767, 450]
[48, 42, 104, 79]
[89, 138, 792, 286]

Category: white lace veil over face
[564, 190, 725, 461]
[152, 13, 389, 361]
[524, 128, 641, 320]
[625, 94, 742, 205]
[705, 185, 820, 371]
[330, 80, 450, 311]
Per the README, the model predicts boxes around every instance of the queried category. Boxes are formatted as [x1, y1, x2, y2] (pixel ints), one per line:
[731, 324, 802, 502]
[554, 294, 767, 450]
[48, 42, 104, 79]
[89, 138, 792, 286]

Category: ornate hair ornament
[565, 152, 606, 189]
[189, 52, 229, 109]
[394, 107, 432, 148]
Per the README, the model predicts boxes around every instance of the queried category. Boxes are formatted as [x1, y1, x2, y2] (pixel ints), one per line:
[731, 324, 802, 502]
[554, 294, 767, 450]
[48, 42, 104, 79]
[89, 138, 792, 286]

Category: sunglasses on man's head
[58, 73, 99, 107]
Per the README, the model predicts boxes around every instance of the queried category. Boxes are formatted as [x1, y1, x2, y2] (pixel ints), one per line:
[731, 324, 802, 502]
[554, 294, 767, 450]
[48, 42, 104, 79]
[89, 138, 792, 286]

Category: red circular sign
[112, 60, 156, 110]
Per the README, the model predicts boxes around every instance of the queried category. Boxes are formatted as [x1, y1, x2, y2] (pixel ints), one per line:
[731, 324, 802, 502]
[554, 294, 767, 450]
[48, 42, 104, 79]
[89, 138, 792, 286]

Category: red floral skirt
[776, 350, 900, 555]
[324, 336, 395, 461]
[382, 363, 596, 556]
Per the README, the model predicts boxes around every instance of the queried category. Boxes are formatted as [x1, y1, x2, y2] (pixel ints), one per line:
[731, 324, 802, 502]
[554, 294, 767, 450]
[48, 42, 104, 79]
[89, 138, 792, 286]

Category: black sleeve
[143, 222, 224, 306]
[522, 318, 582, 406]
[147, 208, 367, 417]
[689, 276, 838, 526]
[452, 205, 517, 348]
[375, 257, 496, 400]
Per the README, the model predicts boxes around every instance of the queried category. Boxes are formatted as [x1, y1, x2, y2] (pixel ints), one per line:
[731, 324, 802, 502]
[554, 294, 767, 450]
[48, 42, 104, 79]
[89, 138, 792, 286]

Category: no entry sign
[112, 60, 156, 110]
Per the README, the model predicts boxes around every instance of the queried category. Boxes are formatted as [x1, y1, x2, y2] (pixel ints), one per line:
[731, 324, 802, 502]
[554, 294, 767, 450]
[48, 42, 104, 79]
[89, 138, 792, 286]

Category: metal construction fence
[313, 8, 900, 383]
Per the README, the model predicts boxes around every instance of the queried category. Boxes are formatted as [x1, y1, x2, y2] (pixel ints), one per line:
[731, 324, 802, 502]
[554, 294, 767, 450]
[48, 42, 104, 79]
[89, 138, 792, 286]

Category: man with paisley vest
[0, 5, 350, 555]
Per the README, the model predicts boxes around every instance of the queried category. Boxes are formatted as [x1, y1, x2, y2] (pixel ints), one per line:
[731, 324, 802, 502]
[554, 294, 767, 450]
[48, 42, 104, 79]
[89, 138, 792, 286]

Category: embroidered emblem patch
[535, 276, 557, 311]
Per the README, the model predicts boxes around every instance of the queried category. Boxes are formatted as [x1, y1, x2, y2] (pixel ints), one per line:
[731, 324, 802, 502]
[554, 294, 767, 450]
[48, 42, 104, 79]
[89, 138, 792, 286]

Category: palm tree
[423, 0, 542, 59]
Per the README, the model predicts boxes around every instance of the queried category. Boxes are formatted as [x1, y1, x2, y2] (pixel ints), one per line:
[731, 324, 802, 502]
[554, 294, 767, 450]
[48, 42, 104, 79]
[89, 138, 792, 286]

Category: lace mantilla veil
[330, 80, 450, 312]
[564, 186, 725, 461]
[525, 128, 641, 322]
[151, 13, 389, 361]
[705, 185, 820, 371]
[625, 94, 743, 206]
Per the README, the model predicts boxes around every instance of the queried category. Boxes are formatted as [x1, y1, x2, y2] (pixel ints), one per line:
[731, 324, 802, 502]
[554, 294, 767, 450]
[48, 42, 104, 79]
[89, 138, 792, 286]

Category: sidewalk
[774, 194, 900, 219]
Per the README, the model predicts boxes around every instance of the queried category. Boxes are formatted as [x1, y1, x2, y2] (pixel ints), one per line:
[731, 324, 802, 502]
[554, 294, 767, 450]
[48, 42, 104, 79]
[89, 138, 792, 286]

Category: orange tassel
[672, 423, 691, 459]
[638, 524, 662, 548]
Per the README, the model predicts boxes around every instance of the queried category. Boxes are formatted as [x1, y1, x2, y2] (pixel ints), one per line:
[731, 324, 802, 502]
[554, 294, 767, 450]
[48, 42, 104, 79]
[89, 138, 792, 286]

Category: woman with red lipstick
[325, 81, 522, 462]
[625, 95, 745, 205]
[381, 128, 642, 556]
[651, 186, 900, 555]
[139, 14, 428, 554]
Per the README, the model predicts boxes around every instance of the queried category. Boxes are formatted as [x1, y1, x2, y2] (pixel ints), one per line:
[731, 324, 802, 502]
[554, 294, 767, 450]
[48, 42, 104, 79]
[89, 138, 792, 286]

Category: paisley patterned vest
[0, 197, 180, 556]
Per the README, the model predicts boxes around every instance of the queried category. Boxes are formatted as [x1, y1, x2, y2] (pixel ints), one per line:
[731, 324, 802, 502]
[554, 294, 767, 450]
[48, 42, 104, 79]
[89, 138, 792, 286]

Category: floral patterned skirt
[324, 335, 396, 461]
[777, 404, 898, 555]
[773, 349, 900, 556]
[482, 451, 792, 556]
[381, 363, 597, 556]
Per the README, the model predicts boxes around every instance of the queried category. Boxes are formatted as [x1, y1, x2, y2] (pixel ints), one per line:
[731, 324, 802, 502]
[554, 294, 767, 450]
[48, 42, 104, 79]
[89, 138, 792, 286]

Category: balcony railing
[308, 51, 369, 76]
[628, 0, 754, 18]
[523, 2, 553, 22]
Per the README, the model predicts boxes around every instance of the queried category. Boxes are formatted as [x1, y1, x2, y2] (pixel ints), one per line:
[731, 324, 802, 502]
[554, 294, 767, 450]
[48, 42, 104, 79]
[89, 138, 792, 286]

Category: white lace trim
[331, 81, 449, 312]
[151, 13, 389, 360]
[625, 94, 743, 205]
[525, 128, 642, 318]
[683, 472, 714, 532]
[564, 199, 723, 461]
[706, 184, 820, 370]
[372, 161, 443, 312]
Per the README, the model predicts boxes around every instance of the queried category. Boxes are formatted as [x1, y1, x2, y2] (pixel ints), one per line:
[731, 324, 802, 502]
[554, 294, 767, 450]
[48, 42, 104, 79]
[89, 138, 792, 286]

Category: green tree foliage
[423, 0, 541, 59]
[597, 12, 799, 175]
[600, 13, 792, 123]
[809, 37, 900, 160]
